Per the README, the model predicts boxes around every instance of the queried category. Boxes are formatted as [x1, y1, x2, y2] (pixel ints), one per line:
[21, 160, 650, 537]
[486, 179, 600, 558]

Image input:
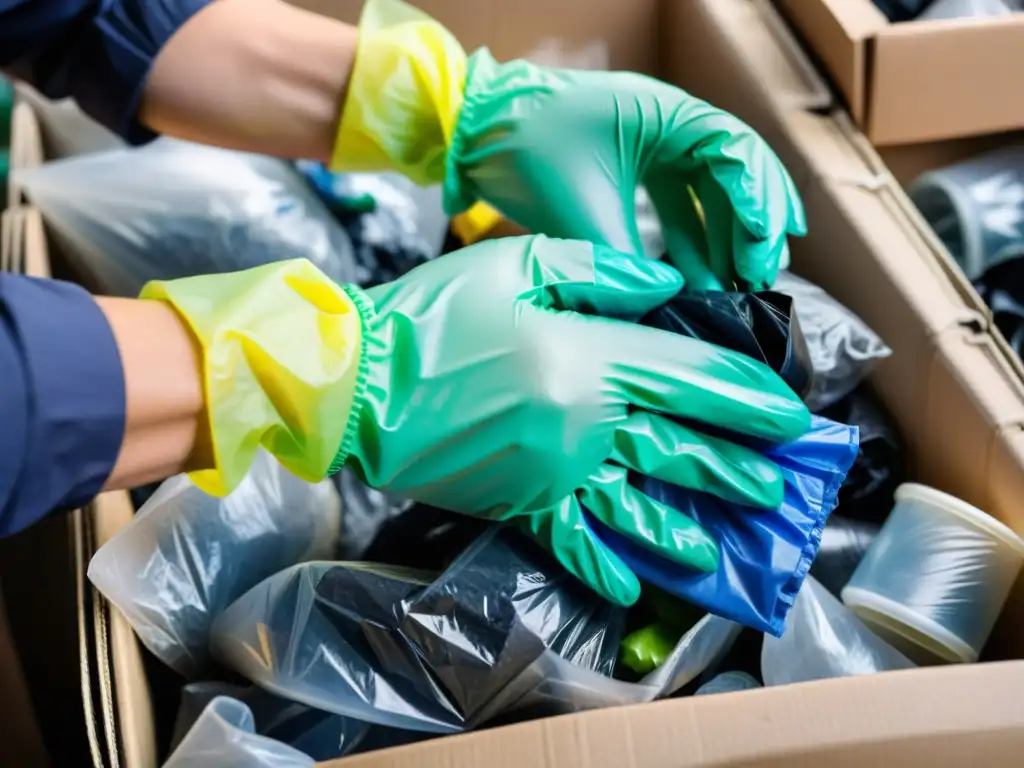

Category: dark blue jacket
[0, 0, 209, 536]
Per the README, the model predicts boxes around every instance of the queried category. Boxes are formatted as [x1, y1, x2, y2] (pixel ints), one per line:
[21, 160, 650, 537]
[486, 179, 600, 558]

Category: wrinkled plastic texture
[162, 696, 314, 768]
[810, 515, 881, 597]
[774, 271, 891, 410]
[142, 260, 364, 497]
[842, 485, 1024, 663]
[17, 139, 359, 297]
[349, 235, 811, 606]
[294, 164, 448, 286]
[975, 256, 1024, 360]
[694, 671, 761, 696]
[212, 526, 741, 733]
[820, 388, 907, 524]
[171, 683, 369, 762]
[761, 576, 914, 686]
[334, 469, 416, 561]
[87, 451, 341, 678]
[590, 290, 859, 635]
[910, 143, 1024, 280]
[447, 47, 806, 291]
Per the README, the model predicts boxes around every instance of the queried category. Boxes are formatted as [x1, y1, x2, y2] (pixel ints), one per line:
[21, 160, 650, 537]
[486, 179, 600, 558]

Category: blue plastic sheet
[586, 291, 860, 637]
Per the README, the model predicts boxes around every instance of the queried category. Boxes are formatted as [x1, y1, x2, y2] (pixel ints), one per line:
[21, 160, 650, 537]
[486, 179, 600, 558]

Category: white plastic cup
[842, 483, 1024, 664]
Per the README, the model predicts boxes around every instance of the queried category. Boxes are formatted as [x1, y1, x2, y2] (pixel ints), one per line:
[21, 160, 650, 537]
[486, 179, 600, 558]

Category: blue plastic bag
[586, 291, 860, 637]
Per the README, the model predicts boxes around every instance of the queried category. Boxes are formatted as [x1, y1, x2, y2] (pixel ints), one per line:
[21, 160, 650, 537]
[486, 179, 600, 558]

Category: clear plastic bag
[17, 138, 359, 296]
[171, 683, 370, 762]
[212, 527, 740, 733]
[88, 451, 341, 679]
[294, 165, 447, 287]
[163, 696, 314, 768]
[761, 576, 914, 686]
[774, 271, 892, 411]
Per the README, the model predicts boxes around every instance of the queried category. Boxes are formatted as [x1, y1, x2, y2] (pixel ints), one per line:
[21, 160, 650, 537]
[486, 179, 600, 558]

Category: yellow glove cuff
[331, 0, 467, 186]
[140, 260, 364, 497]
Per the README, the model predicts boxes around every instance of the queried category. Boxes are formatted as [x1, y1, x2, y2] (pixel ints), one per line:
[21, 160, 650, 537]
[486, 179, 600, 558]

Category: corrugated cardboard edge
[328, 663, 1024, 767]
[870, 15, 1024, 145]
[774, 0, 887, 125]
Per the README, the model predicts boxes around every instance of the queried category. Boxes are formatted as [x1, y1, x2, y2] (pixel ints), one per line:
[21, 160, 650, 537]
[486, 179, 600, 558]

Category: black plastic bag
[975, 255, 1024, 360]
[809, 515, 882, 597]
[820, 387, 907, 524]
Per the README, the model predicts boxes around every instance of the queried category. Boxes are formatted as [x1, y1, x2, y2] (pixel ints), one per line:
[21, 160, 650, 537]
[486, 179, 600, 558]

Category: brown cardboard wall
[289, 0, 660, 74]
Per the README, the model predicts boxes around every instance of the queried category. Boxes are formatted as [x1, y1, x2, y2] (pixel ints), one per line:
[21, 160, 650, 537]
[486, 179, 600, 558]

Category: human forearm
[142, 0, 357, 160]
[96, 298, 212, 492]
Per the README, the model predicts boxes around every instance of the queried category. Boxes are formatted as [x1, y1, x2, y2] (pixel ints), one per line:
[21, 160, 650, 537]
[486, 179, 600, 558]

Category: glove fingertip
[592, 244, 684, 292]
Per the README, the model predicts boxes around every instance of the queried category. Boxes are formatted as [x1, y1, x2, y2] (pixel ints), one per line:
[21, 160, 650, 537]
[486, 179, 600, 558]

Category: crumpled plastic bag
[18, 139, 359, 296]
[810, 515, 882, 597]
[163, 696, 314, 768]
[590, 290, 859, 636]
[774, 271, 891, 411]
[761, 576, 914, 686]
[294, 164, 448, 286]
[212, 526, 740, 733]
[170, 683, 370, 762]
[820, 387, 906, 523]
[88, 451, 341, 678]
[975, 256, 1024, 360]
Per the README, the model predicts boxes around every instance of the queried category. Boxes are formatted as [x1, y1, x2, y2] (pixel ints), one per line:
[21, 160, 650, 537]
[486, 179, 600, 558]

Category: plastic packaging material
[872, 0, 936, 20]
[975, 255, 1024, 359]
[212, 526, 741, 733]
[163, 696, 315, 768]
[773, 271, 892, 411]
[17, 138, 359, 296]
[361, 504, 491, 571]
[591, 290, 859, 636]
[819, 387, 907, 524]
[762, 576, 915, 686]
[333, 470, 416, 560]
[842, 484, 1024, 664]
[694, 671, 761, 696]
[918, 0, 1021, 19]
[171, 683, 370, 762]
[910, 143, 1024, 280]
[88, 451, 341, 679]
[295, 163, 448, 286]
[810, 515, 882, 597]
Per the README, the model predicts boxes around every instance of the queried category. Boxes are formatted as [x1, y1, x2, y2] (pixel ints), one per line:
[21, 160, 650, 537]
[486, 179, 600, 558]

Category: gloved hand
[332, 0, 806, 290]
[143, 236, 809, 605]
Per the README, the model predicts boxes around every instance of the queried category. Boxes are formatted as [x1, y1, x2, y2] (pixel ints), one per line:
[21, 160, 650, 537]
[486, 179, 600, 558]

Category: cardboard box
[8, 0, 1024, 764]
[775, 0, 1024, 146]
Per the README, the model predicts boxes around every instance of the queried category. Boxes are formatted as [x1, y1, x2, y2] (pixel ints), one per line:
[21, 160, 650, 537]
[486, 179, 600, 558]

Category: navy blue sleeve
[0, 273, 125, 537]
[0, 0, 211, 143]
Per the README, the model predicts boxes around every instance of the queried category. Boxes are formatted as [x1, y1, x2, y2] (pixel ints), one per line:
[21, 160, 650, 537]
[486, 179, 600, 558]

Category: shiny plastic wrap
[163, 696, 314, 768]
[842, 484, 1024, 664]
[773, 271, 891, 411]
[18, 139, 359, 296]
[212, 526, 740, 733]
[694, 671, 761, 696]
[810, 515, 881, 597]
[592, 290, 859, 636]
[919, 0, 1021, 19]
[820, 388, 906, 523]
[88, 451, 341, 678]
[761, 576, 914, 686]
[171, 683, 370, 762]
[295, 164, 448, 286]
[975, 256, 1024, 360]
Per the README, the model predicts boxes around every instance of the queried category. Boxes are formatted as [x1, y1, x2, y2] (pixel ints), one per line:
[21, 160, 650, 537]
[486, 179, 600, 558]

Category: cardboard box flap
[776, 0, 887, 125]
[329, 662, 1024, 767]
[871, 15, 1024, 145]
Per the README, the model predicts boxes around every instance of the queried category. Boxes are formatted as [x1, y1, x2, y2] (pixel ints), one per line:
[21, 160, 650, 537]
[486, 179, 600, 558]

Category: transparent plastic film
[842, 484, 1024, 664]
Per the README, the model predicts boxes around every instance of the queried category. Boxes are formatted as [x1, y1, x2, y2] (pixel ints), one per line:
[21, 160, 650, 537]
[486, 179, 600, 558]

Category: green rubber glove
[444, 51, 807, 291]
[345, 235, 811, 605]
